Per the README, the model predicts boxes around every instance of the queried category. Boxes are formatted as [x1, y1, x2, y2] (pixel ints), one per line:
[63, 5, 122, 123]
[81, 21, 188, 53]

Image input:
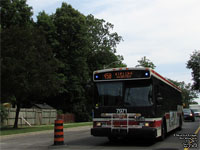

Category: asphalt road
[0, 118, 199, 150]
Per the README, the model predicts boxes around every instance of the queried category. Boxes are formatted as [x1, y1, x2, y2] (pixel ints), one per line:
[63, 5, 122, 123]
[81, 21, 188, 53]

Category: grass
[0, 122, 92, 136]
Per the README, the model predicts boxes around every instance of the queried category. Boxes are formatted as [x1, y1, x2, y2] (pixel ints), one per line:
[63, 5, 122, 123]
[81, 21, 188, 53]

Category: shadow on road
[105, 137, 156, 147]
[64, 124, 193, 149]
[68, 136, 156, 148]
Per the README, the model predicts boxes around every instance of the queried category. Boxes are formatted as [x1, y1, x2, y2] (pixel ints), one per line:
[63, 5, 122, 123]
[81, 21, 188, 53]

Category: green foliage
[0, 105, 8, 125]
[136, 56, 156, 69]
[37, 11, 57, 46]
[86, 14, 125, 72]
[1, 26, 65, 100]
[1, 26, 65, 127]
[190, 101, 198, 104]
[1, 0, 35, 128]
[0, 0, 33, 29]
[57, 110, 63, 115]
[36, 3, 125, 121]
[53, 3, 90, 118]
[187, 50, 200, 92]
[1, 1, 125, 123]
[86, 14, 122, 54]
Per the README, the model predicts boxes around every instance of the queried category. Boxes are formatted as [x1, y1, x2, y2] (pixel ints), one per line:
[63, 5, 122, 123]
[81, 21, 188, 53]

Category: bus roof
[93, 67, 182, 93]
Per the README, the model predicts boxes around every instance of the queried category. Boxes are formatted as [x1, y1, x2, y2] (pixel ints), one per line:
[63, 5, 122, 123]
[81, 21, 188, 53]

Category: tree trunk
[13, 103, 21, 128]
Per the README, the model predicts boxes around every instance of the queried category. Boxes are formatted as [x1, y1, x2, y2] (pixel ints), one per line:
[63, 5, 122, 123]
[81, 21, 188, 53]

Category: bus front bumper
[91, 127, 157, 139]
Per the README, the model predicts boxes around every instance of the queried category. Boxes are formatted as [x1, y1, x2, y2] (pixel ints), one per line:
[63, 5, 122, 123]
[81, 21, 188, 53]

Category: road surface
[0, 118, 199, 150]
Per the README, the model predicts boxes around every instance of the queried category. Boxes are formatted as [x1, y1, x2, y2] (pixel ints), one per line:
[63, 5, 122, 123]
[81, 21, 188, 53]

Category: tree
[1, 0, 64, 128]
[86, 14, 125, 73]
[86, 15, 122, 53]
[1, 0, 126, 124]
[186, 50, 200, 92]
[1, 26, 65, 128]
[37, 3, 90, 119]
[0, 0, 33, 29]
[136, 56, 156, 69]
[36, 3, 125, 121]
[84, 15, 125, 121]
[36, 11, 57, 49]
[54, 3, 90, 119]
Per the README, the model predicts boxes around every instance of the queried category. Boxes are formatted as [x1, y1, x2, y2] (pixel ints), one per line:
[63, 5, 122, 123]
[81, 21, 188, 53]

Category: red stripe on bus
[165, 113, 170, 119]
[111, 121, 139, 126]
[153, 120, 162, 127]
[107, 120, 162, 127]
[151, 70, 181, 92]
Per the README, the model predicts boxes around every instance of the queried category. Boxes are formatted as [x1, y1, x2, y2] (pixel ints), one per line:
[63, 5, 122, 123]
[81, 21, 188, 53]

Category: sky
[27, 0, 200, 103]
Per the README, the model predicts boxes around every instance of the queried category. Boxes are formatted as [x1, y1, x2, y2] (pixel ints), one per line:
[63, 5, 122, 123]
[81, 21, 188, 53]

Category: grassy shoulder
[0, 122, 92, 136]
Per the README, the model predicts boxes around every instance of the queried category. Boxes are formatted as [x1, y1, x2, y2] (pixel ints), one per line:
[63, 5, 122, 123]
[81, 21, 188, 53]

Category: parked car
[183, 109, 195, 122]
[191, 109, 200, 117]
[189, 104, 200, 117]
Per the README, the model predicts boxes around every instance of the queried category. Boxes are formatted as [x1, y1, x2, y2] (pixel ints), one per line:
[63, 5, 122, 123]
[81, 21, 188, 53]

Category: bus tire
[159, 119, 166, 141]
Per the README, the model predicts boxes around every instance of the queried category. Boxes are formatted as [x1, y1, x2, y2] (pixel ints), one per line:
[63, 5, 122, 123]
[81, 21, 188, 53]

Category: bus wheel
[159, 120, 166, 141]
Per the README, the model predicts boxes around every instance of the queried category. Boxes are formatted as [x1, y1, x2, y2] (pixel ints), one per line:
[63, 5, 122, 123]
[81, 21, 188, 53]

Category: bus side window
[155, 85, 164, 105]
[155, 85, 160, 98]
[148, 85, 153, 104]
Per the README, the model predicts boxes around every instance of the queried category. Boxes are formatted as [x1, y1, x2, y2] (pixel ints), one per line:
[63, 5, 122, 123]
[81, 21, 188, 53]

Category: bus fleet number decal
[116, 109, 127, 114]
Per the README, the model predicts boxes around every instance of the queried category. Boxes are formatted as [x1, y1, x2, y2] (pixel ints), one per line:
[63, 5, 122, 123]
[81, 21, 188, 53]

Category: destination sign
[94, 70, 150, 81]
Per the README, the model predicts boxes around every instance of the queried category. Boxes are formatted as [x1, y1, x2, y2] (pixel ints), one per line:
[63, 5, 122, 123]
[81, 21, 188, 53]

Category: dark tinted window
[124, 82, 153, 106]
[153, 77, 182, 111]
[97, 82, 123, 106]
[96, 80, 153, 107]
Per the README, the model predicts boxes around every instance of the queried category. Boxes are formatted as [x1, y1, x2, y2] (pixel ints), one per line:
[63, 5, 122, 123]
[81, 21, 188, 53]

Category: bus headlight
[96, 122, 102, 127]
[139, 122, 149, 127]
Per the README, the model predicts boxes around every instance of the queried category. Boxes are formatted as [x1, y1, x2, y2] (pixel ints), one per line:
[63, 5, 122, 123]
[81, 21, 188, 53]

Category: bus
[91, 67, 183, 141]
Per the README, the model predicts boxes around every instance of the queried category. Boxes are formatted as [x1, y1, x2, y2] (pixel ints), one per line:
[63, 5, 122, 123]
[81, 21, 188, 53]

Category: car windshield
[183, 109, 191, 113]
[96, 80, 153, 107]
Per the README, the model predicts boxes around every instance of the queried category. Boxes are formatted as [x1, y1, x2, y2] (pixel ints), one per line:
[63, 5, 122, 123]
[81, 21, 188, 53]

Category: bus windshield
[96, 80, 153, 107]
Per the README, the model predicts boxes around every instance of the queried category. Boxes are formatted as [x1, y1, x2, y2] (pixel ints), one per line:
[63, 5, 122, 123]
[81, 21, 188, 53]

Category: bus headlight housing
[96, 122, 102, 127]
[139, 122, 150, 127]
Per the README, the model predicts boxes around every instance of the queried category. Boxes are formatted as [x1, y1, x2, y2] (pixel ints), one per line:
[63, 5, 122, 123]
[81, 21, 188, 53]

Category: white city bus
[91, 67, 183, 141]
